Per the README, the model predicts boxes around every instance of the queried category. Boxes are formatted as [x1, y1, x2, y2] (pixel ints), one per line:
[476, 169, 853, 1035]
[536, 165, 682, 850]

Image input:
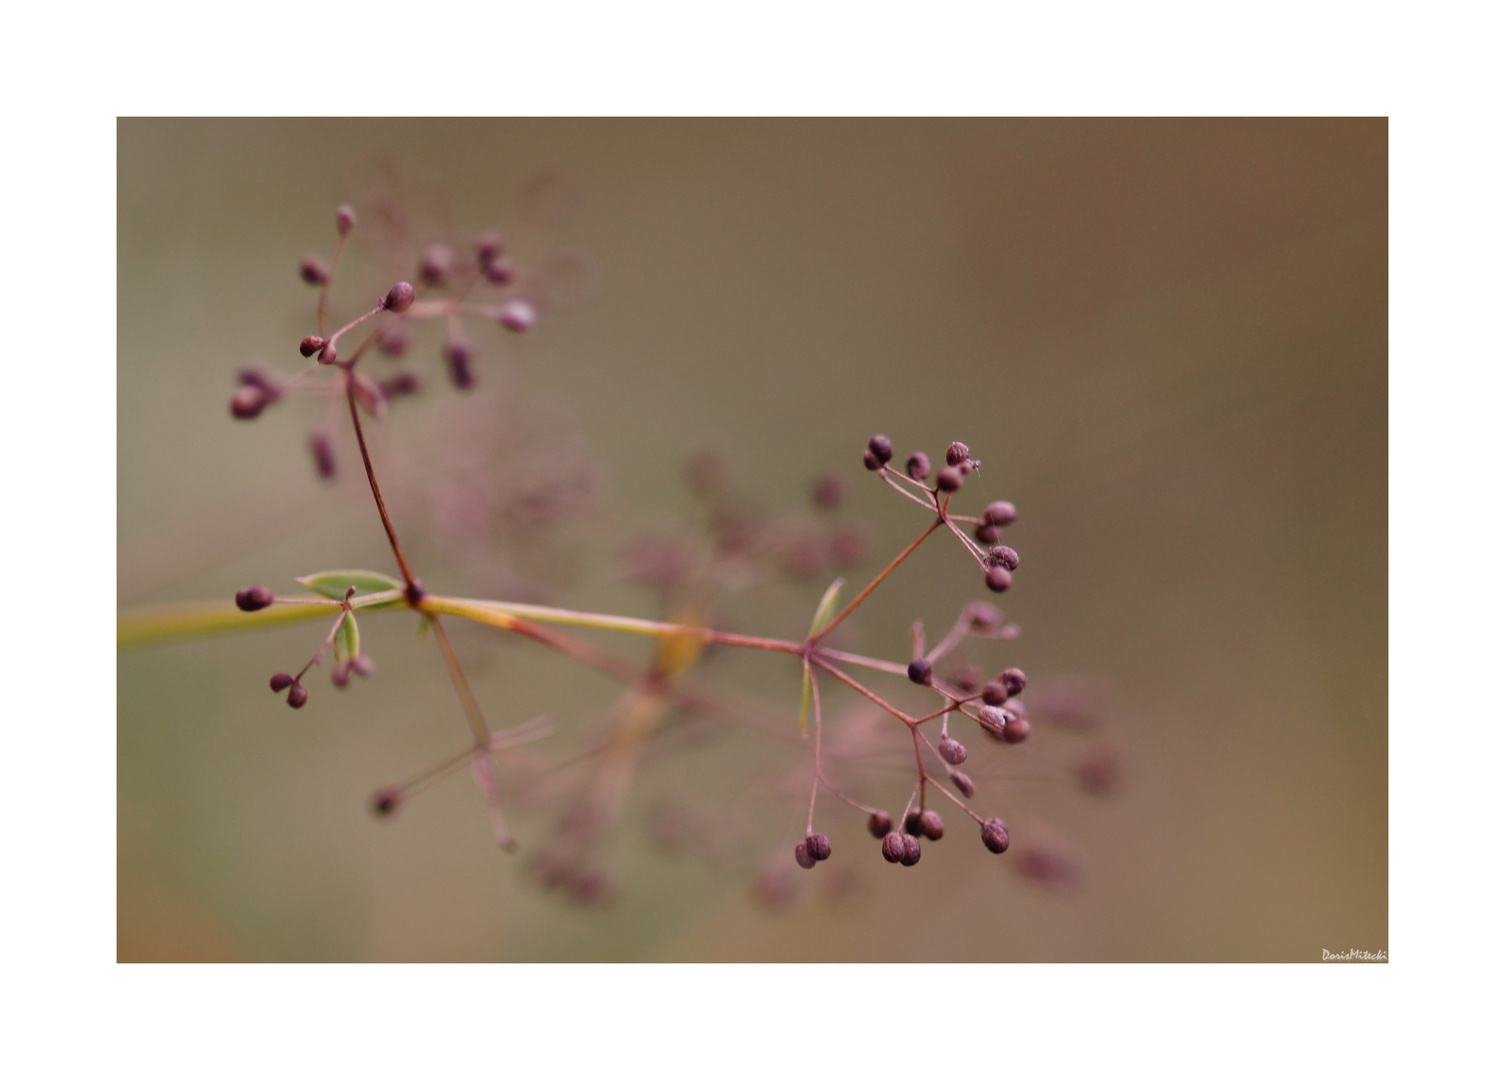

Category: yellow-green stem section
[117, 591, 405, 649]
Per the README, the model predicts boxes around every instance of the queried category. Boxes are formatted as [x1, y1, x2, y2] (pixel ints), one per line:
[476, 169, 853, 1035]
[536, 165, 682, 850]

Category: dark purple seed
[383, 281, 416, 314]
[984, 501, 1017, 527]
[235, 585, 274, 612]
[907, 658, 933, 685]
[445, 341, 475, 390]
[1001, 667, 1027, 697]
[899, 834, 922, 866]
[795, 839, 817, 869]
[299, 335, 325, 358]
[950, 770, 976, 798]
[299, 255, 329, 285]
[938, 736, 968, 766]
[863, 449, 881, 471]
[476, 230, 505, 263]
[378, 372, 420, 399]
[806, 833, 832, 861]
[309, 432, 335, 479]
[286, 682, 308, 709]
[1002, 718, 1031, 744]
[239, 368, 281, 397]
[919, 809, 944, 840]
[229, 385, 268, 420]
[867, 435, 893, 465]
[975, 523, 1000, 544]
[269, 672, 294, 692]
[945, 441, 970, 467]
[982, 682, 1008, 706]
[936, 466, 963, 492]
[881, 832, 907, 863]
[988, 545, 1020, 571]
[981, 817, 1010, 853]
[906, 452, 931, 481]
[903, 809, 924, 836]
[372, 785, 402, 817]
[985, 566, 1012, 593]
[868, 811, 893, 838]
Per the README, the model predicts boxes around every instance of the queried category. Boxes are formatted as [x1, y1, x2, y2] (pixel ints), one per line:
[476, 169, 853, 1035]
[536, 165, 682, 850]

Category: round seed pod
[984, 501, 1017, 527]
[975, 523, 1000, 544]
[299, 335, 326, 358]
[868, 811, 893, 838]
[299, 255, 329, 285]
[335, 204, 357, 236]
[1001, 667, 1027, 697]
[919, 809, 945, 840]
[985, 566, 1013, 593]
[331, 662, 352, 689]
[806, 833, 832, 861]
[903, 809, 924, 836]
[899, 834, 922, 866]
[286, 682, 309, 709]
[235, 586, 274, 612]
[938, 736, 968, 766]
[372, 785, 402, 817]
[945, 442, 970, 467]
[352, 655, 375, 678]
[978, 705, 1009, 736]
[907, 658, 933, 685]
[863, 449, 882, 471]
[906, 451, 931, 481]
[383, 280, 416, 314]
[982, 682, 1008, 706]
[936, 466, 963, 492]
[988, 545, 1020, 571]
[795, 839, 817, 869]
[230, 385, 268, 420]
[1002, 717, 1031, 744]
[499, 298, 537, 333]
[950, 770, 976, 798]
[981, 817, 1010, 853]
[867, 435, 893, 465]
[269, 673, 294, 692]
[881, 832, 907, 863]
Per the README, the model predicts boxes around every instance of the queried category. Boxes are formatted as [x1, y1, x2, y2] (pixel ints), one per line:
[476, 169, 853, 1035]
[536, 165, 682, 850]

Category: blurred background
[118, 118, 1386, 962]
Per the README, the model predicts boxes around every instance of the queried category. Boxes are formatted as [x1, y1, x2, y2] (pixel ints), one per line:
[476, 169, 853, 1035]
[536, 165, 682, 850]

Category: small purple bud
[378, 372, 420, 399]
[235, 586, 274, 612]
[335, 204, 356, 236]
[936, 466, 963, 493]
[795, 838, 817, 869]
[906, 451, 931, 481]
[919, 809, 945, 841]
[903, 809, 924, 836]
[230, 385, 268, 420]
[269, 672, 294, 692]
[383, 281, 416, 314]
[299, 255, 329, 285]
[499, 298, 537, 333]
[445, 341, 475, 390]
[481, 256, 515, 285]
[938, 736, 968, 766]
[352, 654, 375, 678]
[975, 523, 1000, 544]
[1001, 667, 1027, 697]
[331, 661, 352, 689]
[238, 368, 281, 398]
[981, 817, 1010, 854]
[868, 811, 893, 838]
[950, 770, 976, 798]
[985, 566, 1013, 593]
[1002, 717, 1032, 745]
[881, 832, 907, 863]
[300, 335, 325, 358]
[945, 442, 970, 467]
[476, 230, 505, 264]
[867, 435, 893, 465]
[863, 449, 881, 471]
[984, 501, 1017, 527]
[418, 243, 454, 287]
[286, 682, 308, 708]
[309, 432, 336, 479]
[907, 658, 933, 685]
[806, 833, 832, 861]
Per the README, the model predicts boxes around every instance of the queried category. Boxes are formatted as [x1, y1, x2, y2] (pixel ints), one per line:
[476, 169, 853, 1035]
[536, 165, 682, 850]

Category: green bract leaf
[296, 570, 403, 600]
[806, 577, 845, 639]
[340, 610, 360, 660]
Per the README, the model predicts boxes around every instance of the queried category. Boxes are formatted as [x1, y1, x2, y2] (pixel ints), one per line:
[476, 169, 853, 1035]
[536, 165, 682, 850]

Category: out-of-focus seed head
[376, 321, 411, 356]
[230, 385, 268, 420]
[286, 682, 308, 709]
[899, 834, 922, 866]
[684, 448, 727, 499]
[1001, 667, 1027, 697]
[978, 704, 1009, 736]
[238, 368, 281, 398]
[383, 280, 416, 314]
[950, 770, 976, 798]
[378, 372, 420, 399]
[476, 229, 505, 263]
[299, 255, 329, 285]
[907, 657, 933, 685]
[903, 809, 924, 836]
[806, 833, 832, 861]
[976, 523, 1000, 544]
[881, 832, 907, 863]
[299, 335, 326, 358]
[352, 654, 375, 678]
[331, 661, 352, 689]
[372, 785, 402, 817]
[938, 736, 968, 766]
[235, 585, 274, 612]
[984, 501, 1017, 527]
[481, 256, 515, 285]
[936, 466, 963, 492]
[1074, 750, 1122, 796]
[946, 441, 970, 467]
[867, 434, 893, 465]
[335, 204, 357, 236]
[982, 682, 1008, 706]
[967, 601, 1003, 630]
[952, 664, 980, 693]
[919, 809, 945, 840]
[981, 817, 1010, 853]
[499, 298, 537, 333]
[985, 566, 1013, 593]
[269, 672, 294, 692]
[868, 811, 893, 838]
[987, 545, 1020, 571]
[418, 242, 454, 287]
[830, 526, 868, 568]
[906, 451, 931, 481]
[811, 474, 845, 513]
[794, 839, 817, 869]
[1002, 717, 1032, 744]
[309, 432, 336, 479]
[445, 340, 475, 390]
[863, 449, 881, 471]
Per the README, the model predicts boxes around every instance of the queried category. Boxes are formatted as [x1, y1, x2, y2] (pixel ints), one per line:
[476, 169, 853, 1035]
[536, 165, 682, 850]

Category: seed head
[299, 335, 326, 358]
[286, 682, 308, 709]
[352, 654, 375, 678]
[982, 682, 1008, 706]
[376, 322, 411, 356]
[335, 204, 357, 236]
[383, 281, 416, 314]
[795, 839, 817, 869]
[899, 834, 922, 866]
[1002, 717, 1031, 744]
[269, 672, 294, 692]
[378, 372, 420, 399]
[811, 474, 845, 513]
[863, 449, 881, 471]
[988, 545, 1020, 571]
[936, 466, 963, 492]
[867, 435, 893, 466]
[445, 340, 475, 390]
[881, 832, 907, 863]
[938, 736, 968, 766]
[331, 661, 352, 688]
[372, 785, 402, 817]
[903, 809, 924, 836]
[945, 441, 970, 467]
[1073, 750, 1122, 796]
[235, 585, 274, 612]
[309, 432, 336, 479]
[868, 811, 893, 838]
[481, 256, 515, 285]
[476, 230, 506, 264]
[978, 705, 1009, 736]
[229, 385, 268, 420]
[418, 243, 454, 287]
[984, 501, 1017, 527]
[975, 523, 1000, 544]
[499, 298, 537, 333]
[238, 368, 281, 398]
[1001, 667, 1027, 697]
[985, 566, 1012, 593]
[830, 527, 868, 567]
[299, 255, 329, 285]
[981, 817, 1010, 854]
[906, 451, 931, 481]
[806, 833, 832, 861]
[950, 770, 976, 798]
[919, 809, 945, 840]
[907, 657, 933, 685]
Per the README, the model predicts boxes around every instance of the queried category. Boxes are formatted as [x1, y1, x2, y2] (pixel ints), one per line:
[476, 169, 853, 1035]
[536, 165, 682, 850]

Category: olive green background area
[117, 118, 1386, 962]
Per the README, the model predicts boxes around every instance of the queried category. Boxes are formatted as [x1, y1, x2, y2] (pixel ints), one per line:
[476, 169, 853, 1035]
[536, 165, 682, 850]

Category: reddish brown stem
[811, 519, 943, 642]
[345, 379, 419, 591]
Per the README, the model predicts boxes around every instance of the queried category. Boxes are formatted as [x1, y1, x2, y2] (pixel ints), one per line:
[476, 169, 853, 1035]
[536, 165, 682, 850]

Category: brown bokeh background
[118, 118, 1386, 961]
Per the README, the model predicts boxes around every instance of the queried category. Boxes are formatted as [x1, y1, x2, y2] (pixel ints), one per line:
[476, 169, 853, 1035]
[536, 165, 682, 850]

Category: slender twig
[811, 519, 943, 642]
